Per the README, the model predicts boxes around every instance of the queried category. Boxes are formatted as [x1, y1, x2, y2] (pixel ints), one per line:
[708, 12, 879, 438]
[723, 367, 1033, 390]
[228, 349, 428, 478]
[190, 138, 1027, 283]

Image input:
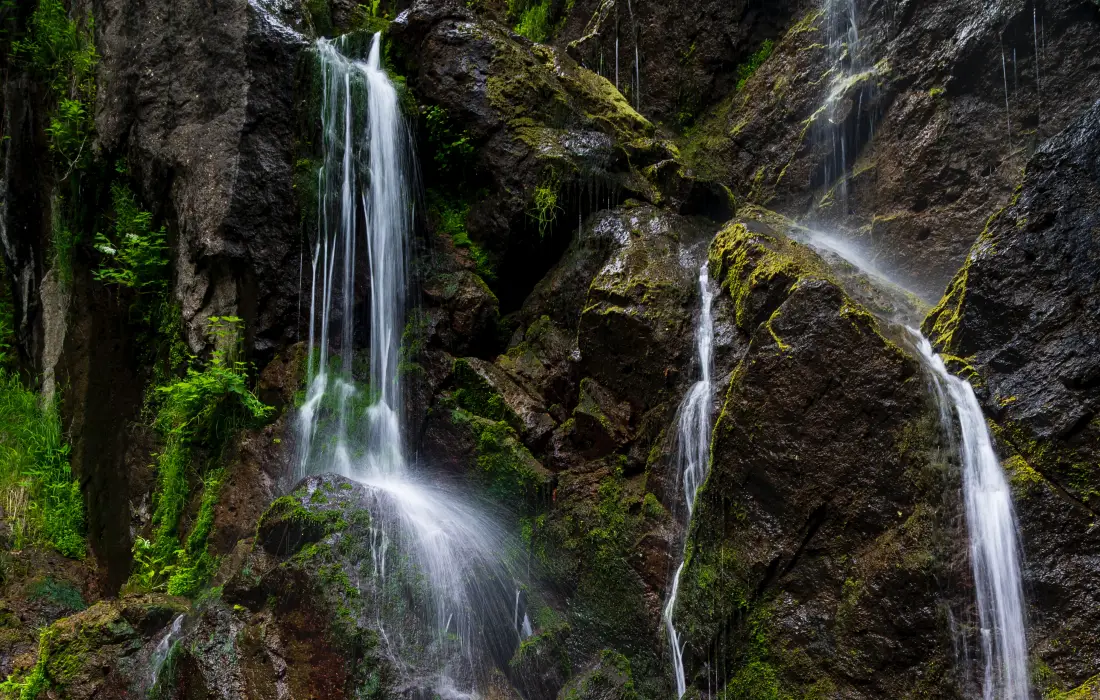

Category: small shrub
[93, 182, 169, 292]
[513, 0, 553, 43]
[423, 106, 475, 174]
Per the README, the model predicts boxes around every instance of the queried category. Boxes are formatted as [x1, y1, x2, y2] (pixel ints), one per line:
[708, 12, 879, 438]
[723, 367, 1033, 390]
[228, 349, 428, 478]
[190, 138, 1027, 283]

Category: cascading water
[814, 0, 876, 210]
[662, 262, 716, 698]
[296, 33, 521, 695]
[795, 225, 1031, 699]
[911, 332, 1030, 700]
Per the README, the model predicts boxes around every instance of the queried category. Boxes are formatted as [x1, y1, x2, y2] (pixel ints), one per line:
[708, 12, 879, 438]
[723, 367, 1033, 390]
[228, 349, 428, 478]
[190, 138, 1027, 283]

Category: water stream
[798, 224, 1031, 699]
[911, 332, 1030, 700]
[663, 262, 716, 698]
[295, 33, 520, 695]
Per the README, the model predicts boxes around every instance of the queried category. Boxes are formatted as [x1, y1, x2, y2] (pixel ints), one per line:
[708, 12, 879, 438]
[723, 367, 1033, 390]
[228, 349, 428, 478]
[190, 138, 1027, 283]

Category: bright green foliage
[0, 627, 52, 699]
[427, 190, 495, 281]
[424, 106, 474, 174]
[13, 0, 98, 170]
[512, 0, 554, 43]
[166, 468, 224, 596]
[131, 317, 273, 594]
[93, 182, 169, 291]
[530, 171, 562, 238]
[735, 39, 774, 92]
[0, 372, 85, 558]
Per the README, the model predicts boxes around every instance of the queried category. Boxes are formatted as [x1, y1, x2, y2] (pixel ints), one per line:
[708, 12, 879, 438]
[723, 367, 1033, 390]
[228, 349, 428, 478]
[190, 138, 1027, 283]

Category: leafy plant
[512, 0, 554, 43]
[423, 106, 475, 174]
[0, 372, 85, 558]
[530, 170, 562, 238]
[13, 0, 98, 171]
[130, 317, 273, 593]
[93, 182, 169, 292]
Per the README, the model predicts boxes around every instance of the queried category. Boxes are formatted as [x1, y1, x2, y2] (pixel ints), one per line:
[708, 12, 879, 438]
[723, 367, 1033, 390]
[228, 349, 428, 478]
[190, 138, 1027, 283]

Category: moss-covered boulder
[577, 203, 714, 414]
[672, 219, 963, 698]
[0, 594, 188, 699]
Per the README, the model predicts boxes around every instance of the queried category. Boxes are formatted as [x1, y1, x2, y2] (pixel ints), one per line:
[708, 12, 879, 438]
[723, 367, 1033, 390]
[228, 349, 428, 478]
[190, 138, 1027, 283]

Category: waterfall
[814, 0, 872, 208]
[663, 262, 716, 698]
[296, 34, 520, 695]
[910, 331, 1030, 700]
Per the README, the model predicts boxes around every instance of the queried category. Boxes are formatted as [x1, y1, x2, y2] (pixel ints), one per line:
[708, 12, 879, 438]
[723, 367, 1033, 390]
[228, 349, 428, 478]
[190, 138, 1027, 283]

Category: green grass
[0, 373, 85, 558]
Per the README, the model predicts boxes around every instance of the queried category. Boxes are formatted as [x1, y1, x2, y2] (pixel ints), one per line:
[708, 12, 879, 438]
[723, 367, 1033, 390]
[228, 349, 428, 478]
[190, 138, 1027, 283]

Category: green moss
[452, 409, 548, 507]
[166, 468, 225, 596]
[28, 577, 86, 612]
[1047, 674, 1100, 700]
[735, 40, 775, 92]
[708, 222, 811, 330]
[452, 358, 522, 430]
[427, 190, 496, 281]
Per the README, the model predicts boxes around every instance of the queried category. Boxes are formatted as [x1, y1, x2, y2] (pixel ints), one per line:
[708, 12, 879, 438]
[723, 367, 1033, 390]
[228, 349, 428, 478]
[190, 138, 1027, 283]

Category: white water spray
[911, 331, 1030, 700]
[297, 34, 522, 695]
[663, 263, 716, 698]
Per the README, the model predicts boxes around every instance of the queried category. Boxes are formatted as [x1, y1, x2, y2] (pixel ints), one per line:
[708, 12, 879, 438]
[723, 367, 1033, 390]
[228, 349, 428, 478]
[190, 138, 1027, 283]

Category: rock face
[926, 99, 1100, 693]
[96, 0, 305, 358]
[672, 220, 963, 699]
[2, 0, 1100, 697]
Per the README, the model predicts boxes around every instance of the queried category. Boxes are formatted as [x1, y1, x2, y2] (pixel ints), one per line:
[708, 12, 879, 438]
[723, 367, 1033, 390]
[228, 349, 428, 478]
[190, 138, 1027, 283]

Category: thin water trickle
[149, 614, 185, 688]
[1001, 49, 1012, 140]
[296, 33, 524, 695]
[910, 331, 1030, 700]
[663, 263, 716, 698]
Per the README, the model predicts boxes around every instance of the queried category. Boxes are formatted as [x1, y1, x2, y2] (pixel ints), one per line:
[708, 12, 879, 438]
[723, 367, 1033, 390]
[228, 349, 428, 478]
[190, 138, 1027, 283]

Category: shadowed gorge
[0, 0, 1098, 698]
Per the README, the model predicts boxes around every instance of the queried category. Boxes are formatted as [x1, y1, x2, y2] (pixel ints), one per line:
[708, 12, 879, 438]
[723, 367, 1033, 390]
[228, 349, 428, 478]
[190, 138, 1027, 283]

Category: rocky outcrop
[675, 0, 1100, 300]
[97, 0, 306, 358]
[672, 219, 964, 698]
[926, 99, 1100, 693]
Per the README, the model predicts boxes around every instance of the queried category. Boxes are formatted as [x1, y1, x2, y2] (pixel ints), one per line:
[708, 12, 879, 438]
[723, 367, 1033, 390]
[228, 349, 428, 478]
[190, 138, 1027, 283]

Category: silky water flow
[295, 34, 524, 697]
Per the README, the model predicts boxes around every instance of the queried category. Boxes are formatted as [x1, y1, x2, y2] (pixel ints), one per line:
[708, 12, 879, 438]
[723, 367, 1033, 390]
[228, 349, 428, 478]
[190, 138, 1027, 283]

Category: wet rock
[0, 594, 188, 700]
[926, 99, 1100, 690]
[673, 220, 963, 698]
[572, 378, 631, 458]
[423, 270, 501, 356]
[555, 649, 639, 700]
[577, 203, 713, 413]
[97, 0, 307, 359]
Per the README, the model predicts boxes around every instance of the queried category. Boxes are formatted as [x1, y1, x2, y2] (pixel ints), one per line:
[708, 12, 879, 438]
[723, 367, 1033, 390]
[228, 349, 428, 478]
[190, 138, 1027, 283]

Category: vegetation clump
[735, 40, 774, 92]
[93, 180, 170, 293]
[130, 317, 273, 595]
[0, 371, 85, 558]
[13, 0, 98, 170]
